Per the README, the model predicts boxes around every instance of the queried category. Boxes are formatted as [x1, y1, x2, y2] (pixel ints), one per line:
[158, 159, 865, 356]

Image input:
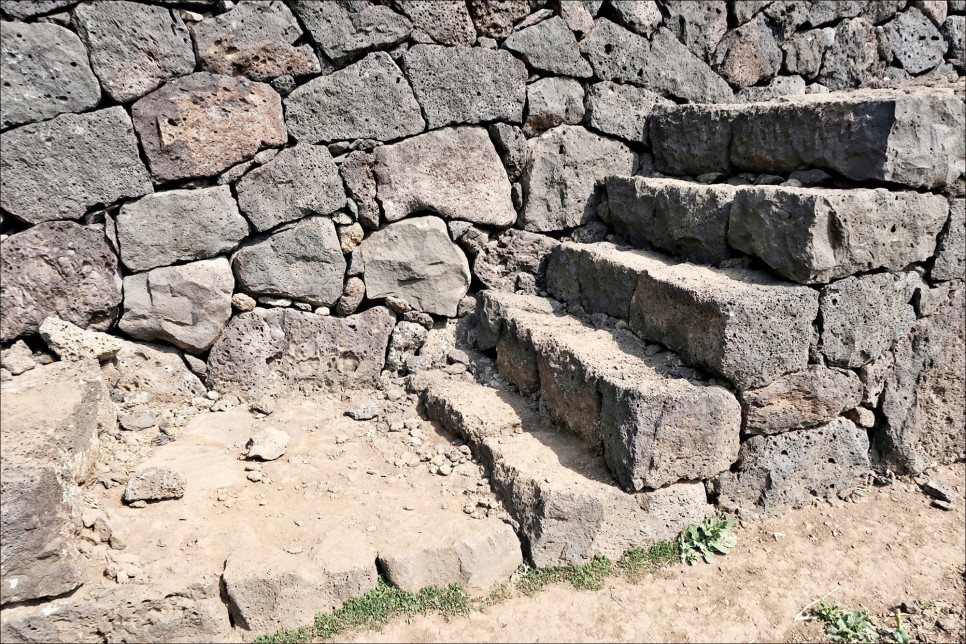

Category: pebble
[346, 399, 380, 420]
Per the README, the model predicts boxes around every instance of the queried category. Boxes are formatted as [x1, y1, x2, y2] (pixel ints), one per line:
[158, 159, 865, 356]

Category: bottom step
[418, 372, 710, 568]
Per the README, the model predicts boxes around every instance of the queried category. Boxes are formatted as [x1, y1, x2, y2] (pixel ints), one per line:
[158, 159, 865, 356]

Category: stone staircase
[415, 86, 964, 567]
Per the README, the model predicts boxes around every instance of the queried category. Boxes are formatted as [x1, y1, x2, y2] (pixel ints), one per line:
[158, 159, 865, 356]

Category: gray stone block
[289, 0, 411, 64]
[584, 81, 672, 144]
[817, 17, 879, 90]
[525, 76, 585, 134]
[932, 198, 965, 282]
[882, 7, 946, 74]
[711, 13, 781, 87]
[395, 0, 476, 46]
[503, 15, 592, 77]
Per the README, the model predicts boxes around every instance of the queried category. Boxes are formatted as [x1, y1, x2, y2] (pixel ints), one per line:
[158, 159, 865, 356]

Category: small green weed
[811, 602, 911, 644]
[678, 515, 738, 565]
[619, 540, 681, 579]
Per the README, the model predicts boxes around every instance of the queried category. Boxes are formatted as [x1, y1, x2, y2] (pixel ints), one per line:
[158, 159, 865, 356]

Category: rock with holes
[662, 0, 728, 61]
[102, 339, 206, 404]
[72, 0, 195, 103]
[39, 317, 123, 362]
[193, 0, 320, 81]
[340, 151, 380, 230]
[132, 72, 286, 182]
[882, 7, 946, 74]
[386, 321, 428, 372]
[0, 0, 76, 19]
[711, 13, 781, 87]
[1, 222, 122, 342]
[609, 0, 662, 36]
[741, 365, 863, 435]
[932, 199, 965, 282]
[584, 81, 672, 144]
[119, 258, 234, 354]
[817, 17, 879, 90]
[0, 21, 100, 128]
[236, 144, 346, 232]
[233, 217, 346, 308]
[289, 0, 411, 64]
[123, 467, 186, 503]
[466, 0, 530, 39]
[360, 216, 470, 316]
[116, 186, 249, 272]
[783, 28, 835, 80]
[0, 107, 152, 224]
[284, 52, 424, 144]
[503, 15, 592, 77]
[525, 77, 585, 135]
[207, 307, 395, 400]
[396, 0, 476, 45]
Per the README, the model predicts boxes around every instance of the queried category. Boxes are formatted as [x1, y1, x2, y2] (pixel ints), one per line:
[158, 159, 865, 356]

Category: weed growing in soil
[812, 602, 910, 644]
[678, 515, 738, 565]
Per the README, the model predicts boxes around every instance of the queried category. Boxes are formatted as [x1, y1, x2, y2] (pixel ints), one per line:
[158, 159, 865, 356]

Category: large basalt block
[741, 365, 863, 435]
[289, 0, 411, 65]
[0, 107, 152, 224]
[373, 127, 515, 227]
[729, 187, 949, 284]
[132, 72, 286, 182]
[1, 222, 122, 342]
[503, 15, 592, 78]
[207, 307, 395, 400]
[932, 198, 965, 282]
[713, 418, 870, 520]
[584, 81, 672, 144]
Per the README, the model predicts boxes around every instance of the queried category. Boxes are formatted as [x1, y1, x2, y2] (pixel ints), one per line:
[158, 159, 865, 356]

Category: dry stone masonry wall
[1, 0, 965, 639]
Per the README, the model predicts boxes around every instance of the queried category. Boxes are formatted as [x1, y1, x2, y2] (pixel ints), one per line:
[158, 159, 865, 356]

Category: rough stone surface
[340, 152, 381, 230]
[0, 21, 100, 128]
[711, 14, 782, 87]
[289, 0, 411, 64]
[345, 398, 379, 420]
[373, 127, 516, 226]
[284, 53, 424, 144]
[378, 518, 522, 593]
[386, 321, 428, 372]
[503, 16, 592, 77]
[525, 77, 585, 134]
[0, 341, 35, 375]
[584, 81, 672, 144]
[735, 75, 807, 103]
[123, 467, 186, 502]
[245, 428, 289, 461]
[0, 0, 76, 19]
[728, 186, 949, 284]
[39, 317, 123, 362]
[867, 288, 965, 473]
[403, 44, 527, 129]
[741, 365, 864, 435]
[119, 258, 234, 354]
[361, 216, 470, 316]
[520, 125, 635, 232]
[466, 0, 529, 39]
[605, 177, 737, 265]
[207, 307, 395, 400]
[783, 27, 835, 79]
[193, 0, 320, 81]
[883, 7, 946, 74]
[396, 0, 477, 45]
[72, 0, 195, 103]
[609, 0, 662, 35]
[0, 107, 152, 224]
[132, 72, 286, 182]
[116, 186, 249, 272]
[102, 339, 206, 404]
[818, 17, 879, 90]
[1, 359, 114, 604]
[237, 145, 346, 232]
[714, 418, 870, 520]
[819, 272, 919, 368]
[933, 198, 965, 281]
[943, 16, 966, 68]
[580, 20, 733, 103]
[473, 229, 559, 292]
[663, 0, 729, 61]
[488, 122, 526, 181]
[233, 217, 346, 308]
[1, 222, 122, 342]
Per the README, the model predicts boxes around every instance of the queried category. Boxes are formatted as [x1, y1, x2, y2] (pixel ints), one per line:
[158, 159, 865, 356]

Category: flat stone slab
[289, 0, 411, 65]
[650, 87, 966, 190]
[0, 107, 152, 224]
[207, 307, 395, 401]
[132, 72, 286, 182]
[420, 373, 710, 567]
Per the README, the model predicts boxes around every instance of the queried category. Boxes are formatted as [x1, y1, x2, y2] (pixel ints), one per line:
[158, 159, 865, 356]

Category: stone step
[418, 372, 711, 568]
[546, 242, 819, 389]
[648, 87, 965, 190]
[475, 290, 742, 492]
[604, 176, 949, 284]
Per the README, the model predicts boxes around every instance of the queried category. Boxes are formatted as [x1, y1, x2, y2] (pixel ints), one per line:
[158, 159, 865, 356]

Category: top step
[649, 88, 965, 190]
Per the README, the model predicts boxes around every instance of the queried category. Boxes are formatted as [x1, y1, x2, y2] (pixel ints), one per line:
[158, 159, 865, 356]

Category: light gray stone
[132, 72, 286, 182]
[741, 365, 863, 435]
[728, 187, 949, 284]
[933, 198, 965, 282]
[735, 75, 806, 103]
[943, 16, 966, 68]
[373, 126, 516, 226]
[473, 229, 559, 292]
[246, 428, 289, 461]
[662, 0, 728, 60]
[361, 216, 470, 316]
[119, 258, 234, 354]
[232, 293, 257, 312]
[0, 107, 152, 224]
[118, 405, 156, 431]
[123, 467, 186, 502]
[0, 341, 35, 376]
[289, 0, 411, 64]
[466, 0, 530, 39]
[102, 339, 206, 404]
[0, 0, 76, 19]
[39, 317, 123, 362]
[193, 0, 320, 80]
[116, 186, 249, 272]
[584, 81, 672, 144]
[396, 0, 476, 45]
[609, 0, 662, 36]
[883, 7, 946, 74]
[488, 122, 526, 181]
[783, 28, 835, 79]
[818, 17, 880, 90]
[503, 15, 592, 77]
[0, 21, 100, 128]
[713, 418, 870, 520]
[285, 52, 424, 144]
[734, 0, 773, 24]
[340, 152, 381, 230]
[712, 13, 782, 87]
[1, 222, 122, 342]
[525, 76, 585, 134]
[386, 321, 428, 372]
[402, 44, 527, 129]
[72, 0, 194, 103]
[520, 125, 635, 232]
[335, 276, 365, 317]
[233, 217, 346, 308]
[819, 272, 919, 368]
[237, 145, 345, 232]
[206, 307, 395, 400]
[605, 177, 736, 264]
